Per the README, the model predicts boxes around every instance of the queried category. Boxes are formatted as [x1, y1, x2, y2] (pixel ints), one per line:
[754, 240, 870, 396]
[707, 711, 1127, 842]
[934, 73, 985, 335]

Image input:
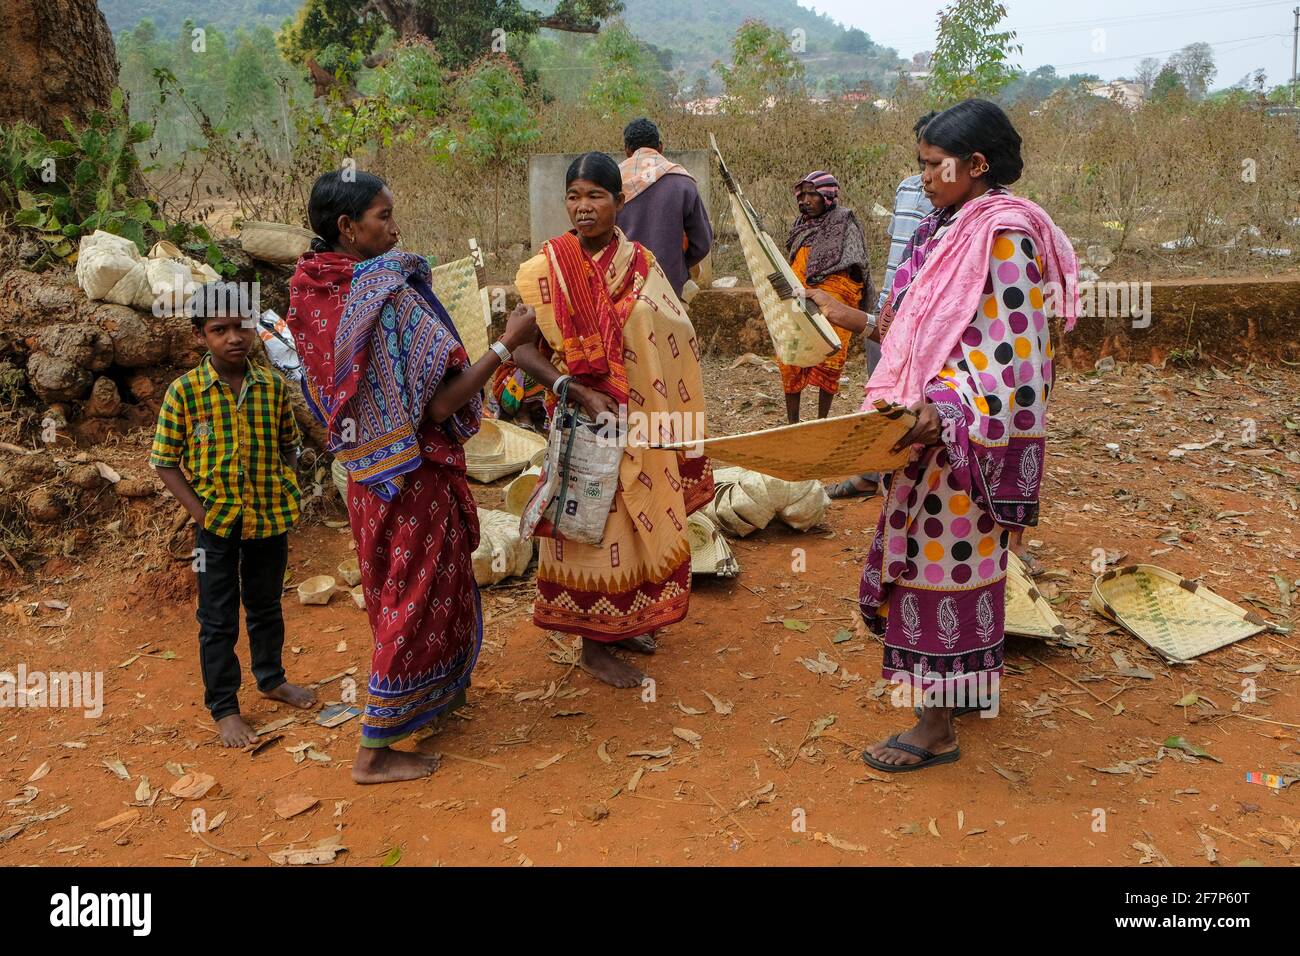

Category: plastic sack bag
[519, 380, 622, 546]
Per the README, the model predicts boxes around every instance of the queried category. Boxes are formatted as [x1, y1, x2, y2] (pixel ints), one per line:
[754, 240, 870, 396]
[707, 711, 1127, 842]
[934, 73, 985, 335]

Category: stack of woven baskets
[704, 465, 831, 538]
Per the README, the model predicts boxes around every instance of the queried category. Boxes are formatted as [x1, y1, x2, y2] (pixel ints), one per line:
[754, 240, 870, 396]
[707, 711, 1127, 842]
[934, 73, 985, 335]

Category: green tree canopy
[927, 0, 1021, 107]
[280, 0, 624, 81]
[1151, 65, 1187, 103]
[584, 19, 670, 116]
[715, 19, 806, 112]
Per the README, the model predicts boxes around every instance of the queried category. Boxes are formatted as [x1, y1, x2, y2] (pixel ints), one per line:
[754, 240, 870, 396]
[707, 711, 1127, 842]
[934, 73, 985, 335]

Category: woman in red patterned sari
[287, 171, 535, 784]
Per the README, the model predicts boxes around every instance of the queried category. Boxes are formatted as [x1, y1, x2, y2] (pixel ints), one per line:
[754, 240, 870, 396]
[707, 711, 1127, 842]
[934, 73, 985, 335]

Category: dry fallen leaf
[5, 786, 38, 807]
[596, 739, 612, 764]
[28, 760, 50, 782]
[628, 747, 672, 759]
[672, 727, 702, 749]
[533, 752, 565, 770]
[103, 758, 129, 780]
[274, 795, 320, 819]
[813, 831, 868, 853]
[992, 764, 1023, 784]
[134, 777, 151, 802]
[169, 772, 217, 800]
[627, 767, 644, 792]
[702, 690, 733, 716]
[674, 700, 707, 716]
[208, 810, 228, 832]
[1198, 831, 1218, 864]
[269, 835, 346, 865]
[253, 716, 298, 736]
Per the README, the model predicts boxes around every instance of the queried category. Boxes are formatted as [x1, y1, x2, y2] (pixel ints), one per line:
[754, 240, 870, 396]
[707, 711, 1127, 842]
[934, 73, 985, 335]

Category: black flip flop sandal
[826, 478, 878, 500]
[862, 734, 961, 773]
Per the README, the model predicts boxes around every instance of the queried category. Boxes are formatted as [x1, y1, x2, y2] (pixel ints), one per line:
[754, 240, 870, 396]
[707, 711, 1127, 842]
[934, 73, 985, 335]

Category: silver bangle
[490, 340, 511, 363]
[552, 374, 572, 394]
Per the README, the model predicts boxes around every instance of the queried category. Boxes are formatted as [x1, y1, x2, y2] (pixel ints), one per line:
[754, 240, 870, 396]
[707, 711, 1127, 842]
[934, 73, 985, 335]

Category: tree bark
[0, 0, 120, 138]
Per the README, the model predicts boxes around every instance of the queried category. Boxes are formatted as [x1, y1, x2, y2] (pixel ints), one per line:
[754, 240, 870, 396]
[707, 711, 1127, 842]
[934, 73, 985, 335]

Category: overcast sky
[800, 0, 1299, 88]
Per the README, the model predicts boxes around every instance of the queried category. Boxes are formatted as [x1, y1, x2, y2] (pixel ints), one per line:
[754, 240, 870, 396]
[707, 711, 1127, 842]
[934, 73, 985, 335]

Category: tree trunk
[0, 0, 120, 138]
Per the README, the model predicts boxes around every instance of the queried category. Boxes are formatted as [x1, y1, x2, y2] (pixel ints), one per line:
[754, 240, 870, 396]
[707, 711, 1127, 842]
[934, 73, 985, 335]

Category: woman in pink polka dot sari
[810, 100, 1078, 772]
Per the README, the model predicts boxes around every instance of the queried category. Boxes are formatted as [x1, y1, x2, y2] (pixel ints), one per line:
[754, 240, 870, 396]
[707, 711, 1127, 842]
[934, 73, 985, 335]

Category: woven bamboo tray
[688, 511, 739, 577]
[660, 404, 916, 481]
[427, 255, 490, 363]
[464, 420, 547, 483]
[1004, 552, 1071, 643]
[1092, 564, 1278, 662]
[709, 133, 840, 368]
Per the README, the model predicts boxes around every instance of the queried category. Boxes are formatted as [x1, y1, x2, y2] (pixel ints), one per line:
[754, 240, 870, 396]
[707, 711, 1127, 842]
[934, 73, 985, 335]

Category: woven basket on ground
[1092, 564, 1275, 662]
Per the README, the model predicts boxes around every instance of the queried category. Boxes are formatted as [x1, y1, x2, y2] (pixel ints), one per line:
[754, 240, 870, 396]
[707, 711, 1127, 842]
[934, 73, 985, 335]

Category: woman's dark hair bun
[922, 99, 1024, 186]
[307, 169, 387, 249]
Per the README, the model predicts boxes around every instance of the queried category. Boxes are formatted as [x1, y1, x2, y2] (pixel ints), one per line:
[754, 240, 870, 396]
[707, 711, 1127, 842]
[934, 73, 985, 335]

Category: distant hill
[99, 0, 906, 91]
[615, 0, 905, 91]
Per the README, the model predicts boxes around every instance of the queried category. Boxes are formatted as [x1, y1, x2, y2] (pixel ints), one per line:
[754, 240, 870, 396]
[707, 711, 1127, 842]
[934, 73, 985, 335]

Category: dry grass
[134, 89, 1300, 283]
[366, 88, 1300, 283]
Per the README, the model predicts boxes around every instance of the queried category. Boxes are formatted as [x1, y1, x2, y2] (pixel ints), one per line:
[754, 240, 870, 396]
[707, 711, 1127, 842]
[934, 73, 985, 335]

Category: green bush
[0, 89, 232, 274]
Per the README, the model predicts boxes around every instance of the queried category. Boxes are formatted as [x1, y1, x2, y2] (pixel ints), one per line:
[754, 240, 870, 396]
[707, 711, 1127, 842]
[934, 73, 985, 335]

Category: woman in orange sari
[778, 170, 874, 423]
[512, 152, 714, 688]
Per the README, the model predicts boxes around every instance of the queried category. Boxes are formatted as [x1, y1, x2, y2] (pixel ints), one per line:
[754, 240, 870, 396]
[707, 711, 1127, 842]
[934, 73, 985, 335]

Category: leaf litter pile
[0, 359, 1298, 866]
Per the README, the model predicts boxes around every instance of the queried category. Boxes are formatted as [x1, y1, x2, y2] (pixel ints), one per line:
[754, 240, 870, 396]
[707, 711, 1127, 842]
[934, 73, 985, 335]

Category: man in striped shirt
[827, 112, 936, 499]
[151, 282, 315, 747]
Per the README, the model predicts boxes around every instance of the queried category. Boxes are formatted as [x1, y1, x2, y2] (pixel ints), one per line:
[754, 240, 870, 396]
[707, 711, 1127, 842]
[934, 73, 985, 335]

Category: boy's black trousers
[193, 519, 289, 721]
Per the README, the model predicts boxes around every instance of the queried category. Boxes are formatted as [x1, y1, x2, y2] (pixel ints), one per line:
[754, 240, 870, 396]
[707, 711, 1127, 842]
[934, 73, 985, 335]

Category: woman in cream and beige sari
[512, 151, 714, 688]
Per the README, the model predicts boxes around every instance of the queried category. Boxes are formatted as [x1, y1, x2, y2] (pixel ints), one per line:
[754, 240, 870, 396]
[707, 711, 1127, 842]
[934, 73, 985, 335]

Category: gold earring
[974, 162, 990, 176]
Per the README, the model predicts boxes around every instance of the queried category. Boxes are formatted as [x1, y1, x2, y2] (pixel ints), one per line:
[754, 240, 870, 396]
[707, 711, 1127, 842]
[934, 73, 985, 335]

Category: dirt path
[2, 359, 1298, 867]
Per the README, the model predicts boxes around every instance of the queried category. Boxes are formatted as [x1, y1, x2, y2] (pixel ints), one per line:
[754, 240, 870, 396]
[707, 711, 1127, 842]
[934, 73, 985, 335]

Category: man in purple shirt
[616, 118, 713, 299]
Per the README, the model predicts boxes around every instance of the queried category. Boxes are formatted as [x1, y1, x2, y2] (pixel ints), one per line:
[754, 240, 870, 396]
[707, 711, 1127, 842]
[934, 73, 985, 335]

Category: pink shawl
[865, 192, 1078, 407]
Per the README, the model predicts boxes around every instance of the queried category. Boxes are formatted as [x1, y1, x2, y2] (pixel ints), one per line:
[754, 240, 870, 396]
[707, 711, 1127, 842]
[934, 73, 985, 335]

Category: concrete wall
[527, 149, 713, 255]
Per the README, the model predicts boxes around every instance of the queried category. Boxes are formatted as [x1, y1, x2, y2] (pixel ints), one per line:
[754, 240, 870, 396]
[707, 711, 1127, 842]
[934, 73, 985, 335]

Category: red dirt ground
[1, 358, 1298, 867]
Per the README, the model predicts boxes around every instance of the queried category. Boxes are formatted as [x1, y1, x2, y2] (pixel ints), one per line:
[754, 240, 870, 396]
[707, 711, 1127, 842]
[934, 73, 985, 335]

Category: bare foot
[261, 681, 316, 709]
[216, 714, 260, 748]
[580, 638, 646, 688]
[615, 633, 657, 655]
[351, 746, 441, 785]
[864, 709, 957, 768]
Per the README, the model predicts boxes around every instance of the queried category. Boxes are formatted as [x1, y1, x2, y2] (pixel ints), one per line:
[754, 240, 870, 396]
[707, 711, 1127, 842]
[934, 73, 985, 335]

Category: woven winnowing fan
[659, 402, 916, 481]
[1003, 552, 1073, 644]
[427, 255, 492, 363]
[1092, 564, 1282, 663]
[708, 133, 840, 368]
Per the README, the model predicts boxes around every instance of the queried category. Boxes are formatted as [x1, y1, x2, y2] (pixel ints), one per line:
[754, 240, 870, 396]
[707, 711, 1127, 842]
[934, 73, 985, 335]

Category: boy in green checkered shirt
[151, 282, 316, 747]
